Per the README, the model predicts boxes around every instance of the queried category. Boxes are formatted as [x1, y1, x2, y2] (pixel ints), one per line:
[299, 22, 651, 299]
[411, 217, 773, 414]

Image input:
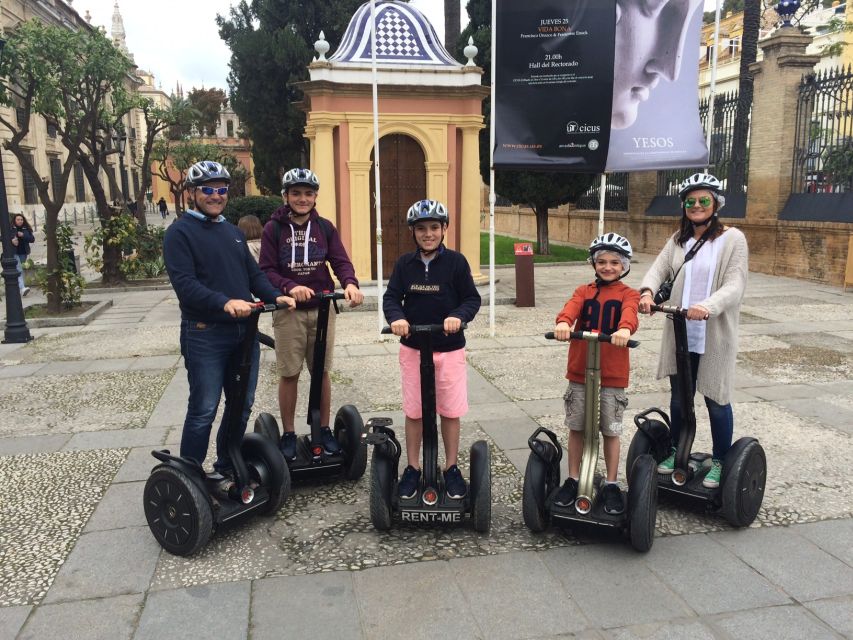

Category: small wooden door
[370, 135, 426, 279]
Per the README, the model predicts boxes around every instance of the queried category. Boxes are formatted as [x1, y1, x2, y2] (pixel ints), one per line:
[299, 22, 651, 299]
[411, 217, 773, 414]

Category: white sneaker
[21, 287, 30, 297]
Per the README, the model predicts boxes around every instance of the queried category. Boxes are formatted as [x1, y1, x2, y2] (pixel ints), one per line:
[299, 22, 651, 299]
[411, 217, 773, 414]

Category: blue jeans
[669, 352, 734, 460]
[179, 319, 260, 473]
[15, 254, 25, 290]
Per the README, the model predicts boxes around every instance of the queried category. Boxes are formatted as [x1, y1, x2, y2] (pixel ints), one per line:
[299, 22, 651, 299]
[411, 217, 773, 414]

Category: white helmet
[588, 232, 632, 260]
[406, 199, 449, 226]
[185, 161, 231, 187]
[678, 173, 722, 198]
[282, 168, 320, 193]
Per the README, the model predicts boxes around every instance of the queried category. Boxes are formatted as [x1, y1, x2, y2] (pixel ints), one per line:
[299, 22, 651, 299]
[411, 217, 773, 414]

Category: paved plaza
[1, 245, 852, 639]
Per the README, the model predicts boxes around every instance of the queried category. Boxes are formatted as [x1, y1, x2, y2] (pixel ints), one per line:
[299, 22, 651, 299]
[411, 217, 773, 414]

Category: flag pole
[370, 0, 384, 331]
[704, 0, 722, 172]
[489, 0, 497, 337]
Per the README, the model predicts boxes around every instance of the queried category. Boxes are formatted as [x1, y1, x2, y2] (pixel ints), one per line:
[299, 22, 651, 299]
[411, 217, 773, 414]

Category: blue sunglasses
[198, 186, 229, 196]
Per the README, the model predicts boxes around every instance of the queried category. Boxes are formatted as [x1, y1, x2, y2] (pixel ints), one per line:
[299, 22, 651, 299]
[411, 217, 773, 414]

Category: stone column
[347, 160, 374, 280]
[312, 121, 337, 220]
[746, 29, 819, 222]
[627, 171, 658, 252]
[459, 124, 484, 280]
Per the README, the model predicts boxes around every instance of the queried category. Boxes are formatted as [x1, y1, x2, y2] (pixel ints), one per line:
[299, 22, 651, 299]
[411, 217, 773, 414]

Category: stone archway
[369, 134, 427, 279]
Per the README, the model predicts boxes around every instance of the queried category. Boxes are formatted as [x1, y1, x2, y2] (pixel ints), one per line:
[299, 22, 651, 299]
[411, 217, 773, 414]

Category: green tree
[495, 172, 595, 255]
[0, 21, 134, 307]
[445, 0, 462, 52]
[187, 87, 227, 137]
[218, 0, 362, 193]
[134, 97, 197, 222]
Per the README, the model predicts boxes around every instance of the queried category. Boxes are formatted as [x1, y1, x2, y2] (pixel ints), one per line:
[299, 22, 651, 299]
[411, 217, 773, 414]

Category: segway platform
[628, 305, 766, 527]
[368, 324, 491, 533]
[523, 332, 656, 552]
[253, 292, 367, 483]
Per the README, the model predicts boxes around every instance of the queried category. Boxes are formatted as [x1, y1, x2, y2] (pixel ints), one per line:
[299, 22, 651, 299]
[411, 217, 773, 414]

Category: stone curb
[23, 299, 113, 328]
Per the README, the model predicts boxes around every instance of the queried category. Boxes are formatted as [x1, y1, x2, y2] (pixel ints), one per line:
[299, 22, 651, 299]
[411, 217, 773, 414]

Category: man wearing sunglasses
[164, 160, 295, 491]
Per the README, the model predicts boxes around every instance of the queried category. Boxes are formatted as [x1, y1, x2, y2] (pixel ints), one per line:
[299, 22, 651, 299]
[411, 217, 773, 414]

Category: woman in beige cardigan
[637, 173, 748, 490]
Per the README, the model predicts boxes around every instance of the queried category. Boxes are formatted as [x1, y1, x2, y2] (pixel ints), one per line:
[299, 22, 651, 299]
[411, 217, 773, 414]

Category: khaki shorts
[272, 307, 336, 378]
[563, 381, 628, 437]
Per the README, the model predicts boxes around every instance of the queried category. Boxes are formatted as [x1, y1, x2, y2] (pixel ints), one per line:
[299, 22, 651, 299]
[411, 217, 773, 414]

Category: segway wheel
[626, 429, 654, 484]
[254, 412, 280, 444]
[334, 405, 367, 481]
[522, 448, 555, 532]
[721, 439, 766, 527]
[369, 449, 394, 530]
[628, 454, 657, 552]
[469, 440, 491, 533]
[241, 432, 291, 515]
[144, 466, 213, 556]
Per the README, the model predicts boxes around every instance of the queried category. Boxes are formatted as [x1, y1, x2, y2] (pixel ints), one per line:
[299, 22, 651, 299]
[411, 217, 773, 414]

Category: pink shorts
[399, 344, 469, 419]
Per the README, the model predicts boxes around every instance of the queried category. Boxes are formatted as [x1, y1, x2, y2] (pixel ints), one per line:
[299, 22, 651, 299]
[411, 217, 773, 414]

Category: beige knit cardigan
[640, 227, 748, 405]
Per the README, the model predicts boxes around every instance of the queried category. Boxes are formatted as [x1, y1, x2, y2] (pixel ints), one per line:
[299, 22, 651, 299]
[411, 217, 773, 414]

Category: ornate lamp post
[0, 38, 32, 343]
[111, 129, 129, 203]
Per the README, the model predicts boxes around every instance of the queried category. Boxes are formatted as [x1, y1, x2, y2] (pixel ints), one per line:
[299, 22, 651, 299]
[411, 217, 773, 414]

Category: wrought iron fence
[792, 65, 853, 194]
[657, 91, 749, 196]
[576, 172, 629, 211]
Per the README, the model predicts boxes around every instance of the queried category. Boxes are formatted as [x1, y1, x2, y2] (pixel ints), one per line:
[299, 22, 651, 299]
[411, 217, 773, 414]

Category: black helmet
[185, 161, 230, 187]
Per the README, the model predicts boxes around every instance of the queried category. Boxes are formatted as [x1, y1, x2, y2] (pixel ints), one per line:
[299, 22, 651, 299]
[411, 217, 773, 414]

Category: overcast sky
[78, 1, 458, 96]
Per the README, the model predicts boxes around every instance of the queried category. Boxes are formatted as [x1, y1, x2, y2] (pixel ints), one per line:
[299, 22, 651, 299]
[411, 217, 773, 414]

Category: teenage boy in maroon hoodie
[259, 168, 364, 460]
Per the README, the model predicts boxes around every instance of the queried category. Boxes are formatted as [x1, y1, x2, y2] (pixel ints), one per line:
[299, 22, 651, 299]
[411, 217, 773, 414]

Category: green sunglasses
[684, 195, 713, 209]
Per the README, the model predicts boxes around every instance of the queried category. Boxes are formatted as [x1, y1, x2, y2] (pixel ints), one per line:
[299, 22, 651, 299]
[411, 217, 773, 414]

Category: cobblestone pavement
[1, 256, 852, 639]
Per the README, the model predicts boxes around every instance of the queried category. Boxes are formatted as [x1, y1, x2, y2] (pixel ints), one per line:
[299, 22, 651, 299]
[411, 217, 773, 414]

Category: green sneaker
[702, 459, 723, 488]
[657, 448, 676, 474]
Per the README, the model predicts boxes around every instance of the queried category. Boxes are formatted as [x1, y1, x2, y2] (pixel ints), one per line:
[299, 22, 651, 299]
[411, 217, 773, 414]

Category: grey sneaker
[657, 448, 676, 474]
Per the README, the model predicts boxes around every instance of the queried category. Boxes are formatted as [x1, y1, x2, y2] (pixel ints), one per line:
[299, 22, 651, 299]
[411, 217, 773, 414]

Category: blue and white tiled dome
[330, 1, 460, 66]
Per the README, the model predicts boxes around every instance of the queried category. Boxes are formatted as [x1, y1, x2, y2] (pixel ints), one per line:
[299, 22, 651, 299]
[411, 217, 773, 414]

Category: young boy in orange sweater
[552, 233, 640, 515]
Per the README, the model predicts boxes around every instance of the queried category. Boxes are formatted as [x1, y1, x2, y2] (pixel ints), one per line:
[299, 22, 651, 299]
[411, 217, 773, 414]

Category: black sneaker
[553, 478, 579, 507]
[398, 465, 421, 499]
[280, 431, 297, 461]
[444, 465, 467, 499]
[208, 470, 235, 499]
[602, 482, 624, 515]
[320, 426, 341, 455]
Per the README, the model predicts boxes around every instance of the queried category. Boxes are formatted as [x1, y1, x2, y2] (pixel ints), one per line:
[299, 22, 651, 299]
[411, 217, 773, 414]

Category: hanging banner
[493, 0, 708, 173]
[493, 0, 616, 172]
[605, 0, 708, 171]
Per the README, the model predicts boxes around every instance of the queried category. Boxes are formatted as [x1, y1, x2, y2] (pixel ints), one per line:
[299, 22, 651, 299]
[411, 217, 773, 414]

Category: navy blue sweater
[383, 246, 481, 352]
[164, 213, 282, 323]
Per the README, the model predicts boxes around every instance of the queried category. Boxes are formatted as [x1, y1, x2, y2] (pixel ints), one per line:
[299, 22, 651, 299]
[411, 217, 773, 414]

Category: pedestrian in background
[10, 213, 34, 296]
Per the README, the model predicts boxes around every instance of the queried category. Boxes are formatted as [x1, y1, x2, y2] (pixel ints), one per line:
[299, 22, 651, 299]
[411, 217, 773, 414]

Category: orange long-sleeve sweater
[555, 281, 640, 388]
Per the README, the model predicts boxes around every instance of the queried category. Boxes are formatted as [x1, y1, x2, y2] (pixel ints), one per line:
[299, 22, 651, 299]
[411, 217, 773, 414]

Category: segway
[523, 331, 657, 552]
[253, 291, 367, 482]
[366, 324, 491, 532]
[143, 302, 291, 556]
[627, 304, 766, 527]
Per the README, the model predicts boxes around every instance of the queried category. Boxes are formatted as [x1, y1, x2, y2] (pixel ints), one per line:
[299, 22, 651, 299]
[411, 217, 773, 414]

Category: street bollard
[514, 242, 535, 307]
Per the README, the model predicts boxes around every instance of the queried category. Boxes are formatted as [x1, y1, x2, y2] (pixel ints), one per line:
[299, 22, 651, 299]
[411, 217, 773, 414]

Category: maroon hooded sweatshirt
[258, 205, 359, 309]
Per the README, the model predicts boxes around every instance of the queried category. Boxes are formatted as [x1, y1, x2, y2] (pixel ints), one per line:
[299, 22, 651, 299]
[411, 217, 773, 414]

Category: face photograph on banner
[605, 0, 709, 171]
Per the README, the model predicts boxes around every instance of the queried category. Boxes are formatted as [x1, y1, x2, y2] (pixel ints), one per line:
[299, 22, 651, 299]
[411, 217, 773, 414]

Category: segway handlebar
[251, 301, 293, 314]
[381, 322, 468, 335]
[545, 330, 639, 348]
[650, 304, 687, 316]
[314, 290, 347, 301]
